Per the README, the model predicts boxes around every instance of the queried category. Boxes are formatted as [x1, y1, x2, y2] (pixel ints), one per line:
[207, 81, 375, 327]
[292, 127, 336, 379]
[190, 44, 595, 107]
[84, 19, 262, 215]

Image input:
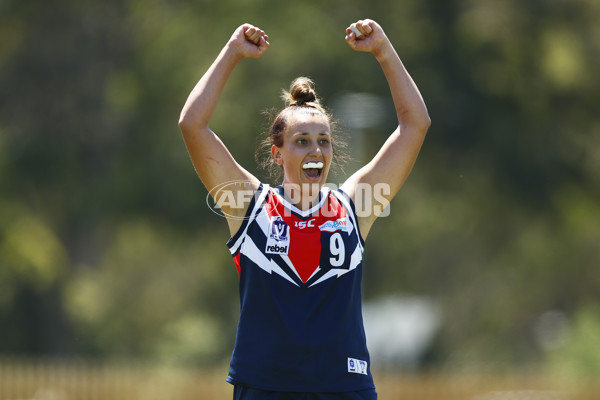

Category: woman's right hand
[228, 24, 270, 59]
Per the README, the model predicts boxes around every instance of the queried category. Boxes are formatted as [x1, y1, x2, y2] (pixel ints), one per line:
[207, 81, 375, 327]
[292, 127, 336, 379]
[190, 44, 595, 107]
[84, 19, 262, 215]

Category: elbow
[397, 104, 431, 134]
[178, 107, 211, 134]
[178, 112, 202, 134]
[178, 112, 191, 131]
[414, 111, 431, 135]
[400, 114, 431, 136]
[418, 107, 432, 129]
[421, 114, 431, 133]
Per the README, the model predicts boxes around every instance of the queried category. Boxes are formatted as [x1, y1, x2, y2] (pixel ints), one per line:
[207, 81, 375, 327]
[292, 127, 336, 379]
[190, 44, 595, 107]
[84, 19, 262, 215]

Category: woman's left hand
[344, 19, 390, 57]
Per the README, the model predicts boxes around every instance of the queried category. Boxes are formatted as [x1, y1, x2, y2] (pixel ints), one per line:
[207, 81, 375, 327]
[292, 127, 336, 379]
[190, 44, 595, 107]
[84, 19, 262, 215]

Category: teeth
[303, 162, 324, 169]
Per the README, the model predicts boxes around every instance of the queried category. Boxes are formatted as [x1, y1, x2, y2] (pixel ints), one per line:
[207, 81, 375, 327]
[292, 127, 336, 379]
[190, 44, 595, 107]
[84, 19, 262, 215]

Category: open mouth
[302, 161, 324, 180]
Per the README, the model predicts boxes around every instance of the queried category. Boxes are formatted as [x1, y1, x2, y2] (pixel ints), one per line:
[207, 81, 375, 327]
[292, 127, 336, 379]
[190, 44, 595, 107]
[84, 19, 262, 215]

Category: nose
[308, 141, 321, 155]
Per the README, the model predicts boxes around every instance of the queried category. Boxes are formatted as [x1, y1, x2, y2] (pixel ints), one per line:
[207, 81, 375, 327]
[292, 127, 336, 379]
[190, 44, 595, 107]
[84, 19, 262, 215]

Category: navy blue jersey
[226, 184, 375, 392]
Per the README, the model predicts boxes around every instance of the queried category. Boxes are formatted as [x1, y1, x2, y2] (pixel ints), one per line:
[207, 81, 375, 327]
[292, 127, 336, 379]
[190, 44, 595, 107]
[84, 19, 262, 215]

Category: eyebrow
[292, 132, 330, 136]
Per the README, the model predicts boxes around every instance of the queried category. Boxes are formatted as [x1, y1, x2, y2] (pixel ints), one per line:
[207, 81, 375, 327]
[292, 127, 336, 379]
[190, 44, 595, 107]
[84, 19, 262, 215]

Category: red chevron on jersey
[227, 184, 364, 287]
[263, 192, 341, 283]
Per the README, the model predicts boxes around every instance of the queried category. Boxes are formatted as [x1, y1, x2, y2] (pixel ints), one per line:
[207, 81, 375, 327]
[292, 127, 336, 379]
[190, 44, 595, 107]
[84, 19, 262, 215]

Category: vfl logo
[266, 216, 290, 255]
[347, 357, 368, 375]
[319, 218, 351, 233]
[270, 217, 288, 240]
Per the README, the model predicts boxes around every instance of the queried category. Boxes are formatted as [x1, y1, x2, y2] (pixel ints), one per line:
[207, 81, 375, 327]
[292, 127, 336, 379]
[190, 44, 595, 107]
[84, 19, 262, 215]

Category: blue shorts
[233, 385, 377, 400]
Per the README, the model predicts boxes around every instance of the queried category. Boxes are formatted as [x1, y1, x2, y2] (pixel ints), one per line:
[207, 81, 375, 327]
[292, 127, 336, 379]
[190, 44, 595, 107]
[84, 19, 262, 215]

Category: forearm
[179, 44, 242, 131]
[374, 42, 430, 130]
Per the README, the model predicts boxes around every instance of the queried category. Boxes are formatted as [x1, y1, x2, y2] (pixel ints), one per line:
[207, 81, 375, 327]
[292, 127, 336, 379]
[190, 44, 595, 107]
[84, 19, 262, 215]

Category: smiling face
[271, 110, 333, 189]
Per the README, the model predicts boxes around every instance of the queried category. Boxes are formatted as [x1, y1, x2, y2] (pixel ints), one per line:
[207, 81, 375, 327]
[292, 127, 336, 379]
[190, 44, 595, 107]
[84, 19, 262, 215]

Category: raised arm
[178, 24, 269, 234]
[340, 19, 431, 239]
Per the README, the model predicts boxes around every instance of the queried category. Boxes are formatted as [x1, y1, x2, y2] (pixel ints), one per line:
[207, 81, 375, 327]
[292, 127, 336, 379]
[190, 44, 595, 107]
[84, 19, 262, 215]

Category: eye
[297, 138, 308, 145]
[319, 138, 330, 145]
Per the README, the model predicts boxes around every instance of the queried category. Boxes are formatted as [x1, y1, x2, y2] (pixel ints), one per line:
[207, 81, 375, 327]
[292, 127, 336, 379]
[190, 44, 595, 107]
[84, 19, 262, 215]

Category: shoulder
[330, 187, 368, 242]
[224, 181, 268, 237]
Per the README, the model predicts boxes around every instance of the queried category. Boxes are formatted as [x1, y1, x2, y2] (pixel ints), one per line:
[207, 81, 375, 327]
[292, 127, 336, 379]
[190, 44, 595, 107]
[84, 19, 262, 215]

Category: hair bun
[283, 77, 319, 107]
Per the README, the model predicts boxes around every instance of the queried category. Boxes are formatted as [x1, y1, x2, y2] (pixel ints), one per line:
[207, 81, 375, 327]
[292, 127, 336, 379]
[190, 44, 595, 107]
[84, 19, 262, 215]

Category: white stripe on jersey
[280, 254, 304, 282]
[243, 234, 300, 286]
[229, 184, 270, 255]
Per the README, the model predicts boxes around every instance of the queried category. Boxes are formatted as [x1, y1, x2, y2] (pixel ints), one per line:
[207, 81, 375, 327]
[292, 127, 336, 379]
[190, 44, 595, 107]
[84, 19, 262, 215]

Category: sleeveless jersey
[225, 184, 375, 392]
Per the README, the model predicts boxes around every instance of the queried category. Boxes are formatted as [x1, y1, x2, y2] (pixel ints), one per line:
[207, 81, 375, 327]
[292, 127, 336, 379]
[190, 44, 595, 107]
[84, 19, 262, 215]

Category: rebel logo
[266, 244, 288, 253]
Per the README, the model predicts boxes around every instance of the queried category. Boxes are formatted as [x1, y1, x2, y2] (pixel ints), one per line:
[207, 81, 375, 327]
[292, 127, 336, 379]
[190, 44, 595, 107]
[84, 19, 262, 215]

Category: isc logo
[294, 219, 316, 229]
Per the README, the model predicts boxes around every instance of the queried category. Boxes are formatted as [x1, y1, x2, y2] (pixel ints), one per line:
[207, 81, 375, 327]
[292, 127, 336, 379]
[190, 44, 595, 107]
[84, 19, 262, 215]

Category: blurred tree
[0, 0, 598, 371]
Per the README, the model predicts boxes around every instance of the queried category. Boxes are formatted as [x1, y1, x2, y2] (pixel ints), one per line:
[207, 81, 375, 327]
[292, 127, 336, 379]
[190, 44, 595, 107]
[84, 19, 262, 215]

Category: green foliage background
[1, 0, 599, 375]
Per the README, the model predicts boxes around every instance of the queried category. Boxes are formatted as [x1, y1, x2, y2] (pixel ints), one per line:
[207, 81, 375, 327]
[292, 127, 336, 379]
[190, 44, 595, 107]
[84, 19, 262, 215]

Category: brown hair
[256, 77, 347, 182]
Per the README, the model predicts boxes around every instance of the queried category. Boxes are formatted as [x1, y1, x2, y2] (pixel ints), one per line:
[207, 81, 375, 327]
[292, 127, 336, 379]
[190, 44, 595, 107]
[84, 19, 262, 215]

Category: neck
[281, 182, 322, 211]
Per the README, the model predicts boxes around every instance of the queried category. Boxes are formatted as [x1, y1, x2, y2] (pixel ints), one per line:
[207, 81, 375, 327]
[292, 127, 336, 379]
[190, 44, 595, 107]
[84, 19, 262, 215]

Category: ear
[271, 145, 283, 166]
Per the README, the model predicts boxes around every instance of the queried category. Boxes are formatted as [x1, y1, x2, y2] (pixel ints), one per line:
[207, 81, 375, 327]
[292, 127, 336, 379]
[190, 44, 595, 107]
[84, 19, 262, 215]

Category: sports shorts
[233, 385, 377, 400]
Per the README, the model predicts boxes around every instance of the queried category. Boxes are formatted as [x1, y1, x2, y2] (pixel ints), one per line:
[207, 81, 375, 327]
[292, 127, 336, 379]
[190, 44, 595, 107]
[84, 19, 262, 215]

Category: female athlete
[179, 19, 430, 400]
